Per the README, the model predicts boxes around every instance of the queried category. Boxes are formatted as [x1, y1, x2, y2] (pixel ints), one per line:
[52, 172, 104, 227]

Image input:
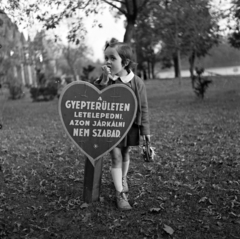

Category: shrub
[8, 78, 25, 100]
[193, 67, 212, 99]
[81, 65, 95, 81]
[30, 80, 58, 101]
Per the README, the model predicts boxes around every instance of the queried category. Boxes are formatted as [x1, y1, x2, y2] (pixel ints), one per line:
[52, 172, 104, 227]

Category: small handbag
[142, 138, 155, 162]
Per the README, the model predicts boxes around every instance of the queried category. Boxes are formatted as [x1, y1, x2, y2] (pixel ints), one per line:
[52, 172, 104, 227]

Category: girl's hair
[104, 39, 136, 72]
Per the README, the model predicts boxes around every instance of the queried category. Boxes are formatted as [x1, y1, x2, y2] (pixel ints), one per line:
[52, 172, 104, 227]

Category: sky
[82, 12, 125, 61]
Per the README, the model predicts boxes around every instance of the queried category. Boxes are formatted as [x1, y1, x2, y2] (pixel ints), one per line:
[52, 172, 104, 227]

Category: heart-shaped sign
[58, 81, 137, 166]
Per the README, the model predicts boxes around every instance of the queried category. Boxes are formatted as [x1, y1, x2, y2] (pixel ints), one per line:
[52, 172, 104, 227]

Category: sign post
[58, 81, 137, 202]
[83, 157, 103, 203]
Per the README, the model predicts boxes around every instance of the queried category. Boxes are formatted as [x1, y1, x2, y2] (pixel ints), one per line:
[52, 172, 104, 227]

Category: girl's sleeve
[139, 83, 150, 135]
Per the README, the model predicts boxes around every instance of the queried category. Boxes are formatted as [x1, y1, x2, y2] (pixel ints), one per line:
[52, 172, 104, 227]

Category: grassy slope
[0, 76, 240, 239]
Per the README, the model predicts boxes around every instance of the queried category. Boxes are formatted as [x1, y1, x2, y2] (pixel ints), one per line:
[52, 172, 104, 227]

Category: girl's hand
[100, 65, 113, 85]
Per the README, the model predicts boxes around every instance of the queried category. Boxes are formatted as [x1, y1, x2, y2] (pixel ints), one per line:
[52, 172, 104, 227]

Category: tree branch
[71, 0, 92, 11]
[112, 0, 125, 5]
[102, 0, 127, 15]
[137, 0, 149, 13]
[133, 0, 138, 18]
[125, 0, 130, 17]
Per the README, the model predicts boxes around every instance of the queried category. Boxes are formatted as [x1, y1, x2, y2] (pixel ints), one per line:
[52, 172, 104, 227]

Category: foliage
[192, 67, 212, 99]
[0, 0, 230, 84]
[81, 65, 95, 81]
[1, 76, 240, 238]
[159, 55, 173, 69]
[2, 0, 150, 44]
[7, 77, 25, 100]
[132, 0, 221, 79]
[155, 37, 240, 72]
[65, 76, 73, 84]
[229, 31, 240, 48]
[103, 0, 149, 42]
[32, 31, 48, 70]
[194, 36, 240, 68]
[134, 1, 161, 79]
[151, 0, 220, 78]
[0, 57, 11, 85]
[30, 80, 58, 101]
[31, 32, 90, 82]
[36, 68, 47, 87]
[62, 44, 89, 81]
[32, 31, 63, 78]
[228, 0, 240, 49]
[179, 1, 220, 58]
[0, 10, 28, 90]
[38, 0, 149, 43]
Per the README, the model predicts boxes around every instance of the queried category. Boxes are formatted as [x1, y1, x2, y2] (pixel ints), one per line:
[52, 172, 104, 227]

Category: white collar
[112, 70, 134, 83]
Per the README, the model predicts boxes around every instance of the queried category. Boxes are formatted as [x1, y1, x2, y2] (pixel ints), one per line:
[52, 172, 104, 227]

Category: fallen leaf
[82, 213, 91, 222]
[149, 208, 161, 213]
[74, 177, 81, 182]
[80, 203, 89, 209]
[57, 151, 64, 156]
[163, 224, 174, 235]
[199, 196, 208, 203]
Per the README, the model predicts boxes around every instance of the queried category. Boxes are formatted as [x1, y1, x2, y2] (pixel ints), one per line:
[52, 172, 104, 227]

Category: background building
[0, 10, 37, 86]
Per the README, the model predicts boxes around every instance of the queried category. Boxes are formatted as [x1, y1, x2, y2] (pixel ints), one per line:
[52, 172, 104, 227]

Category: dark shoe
[122, 176, 129, 193]
[116, 191, 132, 210]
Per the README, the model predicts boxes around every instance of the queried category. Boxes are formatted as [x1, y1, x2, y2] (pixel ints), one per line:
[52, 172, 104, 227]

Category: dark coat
[93, 74, 150, 136]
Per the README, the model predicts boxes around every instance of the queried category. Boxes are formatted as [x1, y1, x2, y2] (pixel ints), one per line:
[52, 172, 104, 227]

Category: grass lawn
[0, 76, 240, 239]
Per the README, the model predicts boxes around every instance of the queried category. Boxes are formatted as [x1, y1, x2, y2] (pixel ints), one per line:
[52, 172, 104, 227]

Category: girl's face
[104, 47, 127, 76]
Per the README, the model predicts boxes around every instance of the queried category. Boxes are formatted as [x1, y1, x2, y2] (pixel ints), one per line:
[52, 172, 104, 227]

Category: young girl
[94, 40, 150, 210]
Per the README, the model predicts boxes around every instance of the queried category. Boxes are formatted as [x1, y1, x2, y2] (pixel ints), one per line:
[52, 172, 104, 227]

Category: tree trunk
[124, 19, 135, 43]
[151, 60, 155, 79]
[189, 51, 196, 88]
[143, 68, 147, 80]
[69, 63, 77, 81]
[173, 54, 179, 78]
[173, 50, 181, 83]
[177, 49, 182, 84]
[147, 61, 151, 79]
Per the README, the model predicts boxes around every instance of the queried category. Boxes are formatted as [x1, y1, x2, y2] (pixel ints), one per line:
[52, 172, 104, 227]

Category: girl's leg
[110, 147, 132, 210]
[122, 146, 130, 177]
[110, 147, 123, 192]
[122, 147, 130, 193]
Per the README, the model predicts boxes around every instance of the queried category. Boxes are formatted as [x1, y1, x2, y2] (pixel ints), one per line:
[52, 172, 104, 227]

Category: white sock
[122, 161, 130, 177]
[111, 167, 123, 192]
